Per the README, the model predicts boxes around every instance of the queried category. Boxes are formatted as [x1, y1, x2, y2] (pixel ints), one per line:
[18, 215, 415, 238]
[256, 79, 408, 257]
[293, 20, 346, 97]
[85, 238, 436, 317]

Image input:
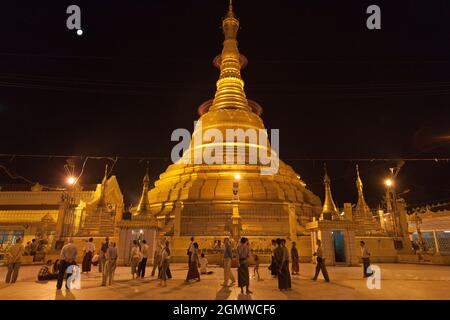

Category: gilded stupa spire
[356, 164, 369, 209]
[354, 164, 379, 225]
[321, 164, 339, 221]
[136, 163, 150, 215]
[210, 0, 250, 112]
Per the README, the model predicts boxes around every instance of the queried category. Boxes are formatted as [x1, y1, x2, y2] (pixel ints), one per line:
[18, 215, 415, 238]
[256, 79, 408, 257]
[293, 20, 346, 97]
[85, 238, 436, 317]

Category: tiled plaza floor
[1, 263, 450, 300]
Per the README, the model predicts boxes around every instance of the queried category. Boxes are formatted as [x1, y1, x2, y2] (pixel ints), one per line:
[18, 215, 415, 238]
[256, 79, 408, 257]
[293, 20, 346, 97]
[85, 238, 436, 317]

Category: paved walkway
[1, 263, 450, 300]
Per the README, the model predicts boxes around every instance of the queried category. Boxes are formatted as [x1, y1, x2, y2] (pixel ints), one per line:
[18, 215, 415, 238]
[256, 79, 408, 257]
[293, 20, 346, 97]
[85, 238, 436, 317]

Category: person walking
[185, 243, 201, 283]
[5, 237, 25, 284]
[151, 240, 162, 277]
[222, 237, 236, 287]
[187, 237, 195, 267]
[30, 238, 37, 261]
[237, 237, 252, 295]
[57, 238, 78, 290]
[274, 239, 291, 291]
[130, 240, 141, 279]
[99, 236, 109, 273]
[102, 242, 118, 286]
[360, 241, 374, 278]
[253, 254, 261, 281]
[159, 240, 171, 287]
[269, 239, 278, 278]
[138, 240, 149, 279]
[311, 239, 330, 282]
[82, 238, 95, 274]
[291, 241, 300, 275]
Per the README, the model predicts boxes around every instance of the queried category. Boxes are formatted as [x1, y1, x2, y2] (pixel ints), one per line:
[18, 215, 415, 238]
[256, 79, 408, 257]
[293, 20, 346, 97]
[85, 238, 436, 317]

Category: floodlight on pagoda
[234, 173, 241, 181]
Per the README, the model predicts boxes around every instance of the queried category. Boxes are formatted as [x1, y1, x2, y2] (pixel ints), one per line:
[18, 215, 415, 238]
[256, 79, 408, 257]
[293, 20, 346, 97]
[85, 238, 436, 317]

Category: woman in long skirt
[291, 241, 300, 275]
[270, 239, 278, 277]
[185, 243, 201, 282]
[82, 238, 95, 273]
[274, 238, 292, 291]
[160, 240, 171, 287]
[237, 237, 252, 294]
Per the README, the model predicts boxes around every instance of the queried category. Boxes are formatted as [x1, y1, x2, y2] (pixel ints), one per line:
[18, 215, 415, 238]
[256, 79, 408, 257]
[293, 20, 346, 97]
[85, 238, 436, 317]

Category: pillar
[343, 203, 353, 221]
[288, 204, 298, 242]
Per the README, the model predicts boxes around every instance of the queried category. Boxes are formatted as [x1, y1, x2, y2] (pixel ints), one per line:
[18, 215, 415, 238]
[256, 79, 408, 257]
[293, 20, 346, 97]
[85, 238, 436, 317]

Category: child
[199, 253, 213, 275]
[253, 254, 260, 280]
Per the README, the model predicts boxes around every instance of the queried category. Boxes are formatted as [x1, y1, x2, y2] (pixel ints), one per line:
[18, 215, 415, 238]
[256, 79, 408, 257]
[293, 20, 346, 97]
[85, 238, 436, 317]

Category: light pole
[56, 159, 77, 247]
[384, 178, 397, 236]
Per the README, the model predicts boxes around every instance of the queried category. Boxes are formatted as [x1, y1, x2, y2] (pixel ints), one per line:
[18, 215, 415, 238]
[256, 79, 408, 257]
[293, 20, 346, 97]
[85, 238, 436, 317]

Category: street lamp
[67, 176, 76, 186]
[384, 179, 393, 188]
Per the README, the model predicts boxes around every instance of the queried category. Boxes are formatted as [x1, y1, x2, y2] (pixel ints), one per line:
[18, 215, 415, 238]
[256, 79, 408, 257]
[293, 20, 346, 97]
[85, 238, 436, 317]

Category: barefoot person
[102, 242, 118, 286]
[269, 239, 278, 278]
[222, 238, 236, 287]
[151, 240, 162, 277]
[138, 240, 149, 279]
[253, 254, 260, 280]
[360, 241, 374, 278]
[237, 237, 252, 295]
[291, 241, 300, 275]
[274, 239, 291, 291]
[159, 241, 171, 287]
[185, 243, 201, 282]
[56, 238, 78, 290]
[5, 237, 25, 284]
[130, 240, 141, 280]
[311, 239, 330, 282]
[38, 260, 59, 281]
[82, 238, 95, 274]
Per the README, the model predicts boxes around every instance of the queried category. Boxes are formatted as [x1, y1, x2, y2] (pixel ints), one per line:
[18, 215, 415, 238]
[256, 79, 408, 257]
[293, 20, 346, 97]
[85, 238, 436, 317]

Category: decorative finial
[227, 0, 235, 18]
[323, 163, 330, 182]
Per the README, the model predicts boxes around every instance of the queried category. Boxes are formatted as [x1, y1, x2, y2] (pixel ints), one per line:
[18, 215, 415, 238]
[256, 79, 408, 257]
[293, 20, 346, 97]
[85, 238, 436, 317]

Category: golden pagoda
[147, 1, 322, 255]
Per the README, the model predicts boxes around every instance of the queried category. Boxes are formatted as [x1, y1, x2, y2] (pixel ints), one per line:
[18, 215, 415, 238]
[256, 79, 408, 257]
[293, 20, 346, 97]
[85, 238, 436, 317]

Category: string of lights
[0, 152, 448, 191]
[0, 153, 449, 162]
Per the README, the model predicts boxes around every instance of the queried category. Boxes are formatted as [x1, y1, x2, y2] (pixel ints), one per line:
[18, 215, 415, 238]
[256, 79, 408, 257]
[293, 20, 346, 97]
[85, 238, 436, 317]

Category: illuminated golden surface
[147, 2, 322, 240]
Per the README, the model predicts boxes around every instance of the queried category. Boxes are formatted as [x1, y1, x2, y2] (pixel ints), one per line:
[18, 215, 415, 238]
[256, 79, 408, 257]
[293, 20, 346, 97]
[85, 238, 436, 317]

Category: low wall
[399, 254, 450, 266]
[356, 236, 399, 263]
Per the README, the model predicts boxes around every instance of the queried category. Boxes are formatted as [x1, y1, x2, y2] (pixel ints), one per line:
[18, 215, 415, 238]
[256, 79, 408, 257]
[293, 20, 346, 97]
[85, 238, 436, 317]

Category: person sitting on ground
[199, 253, 213, 275]
[38, 260, 59, 281]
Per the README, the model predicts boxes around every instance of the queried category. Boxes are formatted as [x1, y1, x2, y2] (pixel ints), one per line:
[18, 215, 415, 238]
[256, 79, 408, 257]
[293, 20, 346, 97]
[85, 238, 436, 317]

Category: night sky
[0, 0, 449, 208]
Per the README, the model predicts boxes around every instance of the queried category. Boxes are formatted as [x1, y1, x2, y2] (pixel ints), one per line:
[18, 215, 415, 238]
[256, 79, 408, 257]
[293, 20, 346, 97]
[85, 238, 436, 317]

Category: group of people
[54, 237, 119, 289]
[4, 235, 375, 294]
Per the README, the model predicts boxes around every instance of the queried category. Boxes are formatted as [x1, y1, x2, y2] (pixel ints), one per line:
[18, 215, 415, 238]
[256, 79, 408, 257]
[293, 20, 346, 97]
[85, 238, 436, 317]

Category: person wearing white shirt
[360, 241, 374, 278]
[199, 254, 209, 274]
[138, 240, 150, 279]
[160, 241, 171, 287]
